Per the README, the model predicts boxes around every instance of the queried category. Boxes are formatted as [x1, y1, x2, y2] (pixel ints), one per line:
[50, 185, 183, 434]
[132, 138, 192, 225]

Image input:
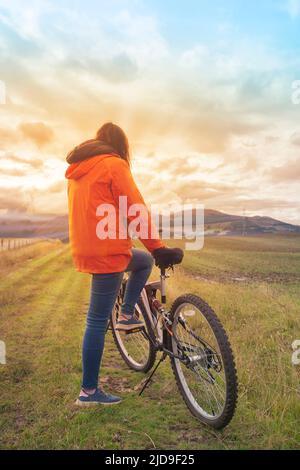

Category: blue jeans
[82, 249, 154, 389]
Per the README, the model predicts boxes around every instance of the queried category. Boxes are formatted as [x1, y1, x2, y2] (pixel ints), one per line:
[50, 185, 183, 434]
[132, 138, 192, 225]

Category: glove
[152, 247, 184, 269]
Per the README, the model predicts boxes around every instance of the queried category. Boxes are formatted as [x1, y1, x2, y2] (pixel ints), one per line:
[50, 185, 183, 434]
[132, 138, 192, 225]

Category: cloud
[224, 197, 300, 212]
[0, 1, 285, 155]
[135, 167, 241, 206]
[173, 180, 241, 202]
[18, 122, 54, 147]
[0, 188, 29, 212]
[0, 0, 299, 224]
[1, 167, 27, 177]
[0, 126, 16, 144]
[4, 153, 44, 169]
[66, 53, 139, 84]
[240, 156, 259, 173]
[146, 154, 201, 177]
[47, 180, 66, 193]
[0, 0, 53, 40]
[270, 159, 300, 182]
[92, 53, 139, 83]
[290, 132, 300, 146]
[112, 8, 169, 64]
[282, 0, 300, 18]
[0, 121, 54, 154]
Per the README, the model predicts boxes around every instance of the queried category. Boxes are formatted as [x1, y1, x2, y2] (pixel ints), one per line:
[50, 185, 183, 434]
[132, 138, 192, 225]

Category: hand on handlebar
[152, 247, 184, 269]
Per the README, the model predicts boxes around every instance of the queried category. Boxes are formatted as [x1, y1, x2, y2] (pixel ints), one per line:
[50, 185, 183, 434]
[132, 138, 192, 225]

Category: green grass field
[1, 236, 300, 450]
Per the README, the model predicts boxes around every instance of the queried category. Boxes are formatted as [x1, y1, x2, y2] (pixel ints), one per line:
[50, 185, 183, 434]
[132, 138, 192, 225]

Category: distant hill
[0, 213, 69, 240]
[165, 209, 300, 236]
[0, 209, 299, 240]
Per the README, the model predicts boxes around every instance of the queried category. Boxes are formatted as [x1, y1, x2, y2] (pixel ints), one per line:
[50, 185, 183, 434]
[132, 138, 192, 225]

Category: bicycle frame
[133, 267, 192, 396]
[118, 267, 191, 363]
[138, 268, 186, 361]
[140, 267, 169, 330]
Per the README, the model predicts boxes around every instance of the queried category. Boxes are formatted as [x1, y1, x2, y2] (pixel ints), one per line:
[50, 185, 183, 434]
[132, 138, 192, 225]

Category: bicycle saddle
[153, 247, 184, 269]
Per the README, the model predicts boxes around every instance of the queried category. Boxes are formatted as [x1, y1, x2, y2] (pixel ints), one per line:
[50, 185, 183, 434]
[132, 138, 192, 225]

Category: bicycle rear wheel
[169, 294, 238, 429]
[111, 286, 156, 373]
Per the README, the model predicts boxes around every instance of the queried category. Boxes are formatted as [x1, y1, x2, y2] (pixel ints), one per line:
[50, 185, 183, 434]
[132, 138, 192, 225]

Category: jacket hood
[65, 138, 121, 180]
[66, 139, 119, 164]
[65, 154, 117, 181]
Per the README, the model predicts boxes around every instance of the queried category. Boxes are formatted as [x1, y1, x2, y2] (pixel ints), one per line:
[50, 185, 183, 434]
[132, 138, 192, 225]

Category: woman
[66, 122, 182, 406]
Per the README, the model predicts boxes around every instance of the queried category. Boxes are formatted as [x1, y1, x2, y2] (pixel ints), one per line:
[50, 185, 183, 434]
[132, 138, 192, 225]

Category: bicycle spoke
[173, 302, 228, 419]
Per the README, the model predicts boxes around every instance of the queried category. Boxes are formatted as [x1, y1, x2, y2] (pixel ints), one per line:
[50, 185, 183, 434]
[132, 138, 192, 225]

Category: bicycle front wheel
[170, 294, 238, 429]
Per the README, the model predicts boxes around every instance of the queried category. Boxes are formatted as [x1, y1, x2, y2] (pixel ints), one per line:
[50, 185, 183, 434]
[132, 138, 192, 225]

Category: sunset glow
[0, 0, 300, 223]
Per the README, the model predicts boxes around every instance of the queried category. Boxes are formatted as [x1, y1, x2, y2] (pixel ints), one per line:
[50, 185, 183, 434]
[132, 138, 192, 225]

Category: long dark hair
[96, 122, 130, 164]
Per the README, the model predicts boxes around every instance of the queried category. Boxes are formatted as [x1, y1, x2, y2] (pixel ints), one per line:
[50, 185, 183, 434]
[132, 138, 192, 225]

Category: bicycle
[111, 259, 238, 430]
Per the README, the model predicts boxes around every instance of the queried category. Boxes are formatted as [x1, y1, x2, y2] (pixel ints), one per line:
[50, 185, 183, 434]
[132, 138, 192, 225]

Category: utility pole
[242, 208, 247, 237]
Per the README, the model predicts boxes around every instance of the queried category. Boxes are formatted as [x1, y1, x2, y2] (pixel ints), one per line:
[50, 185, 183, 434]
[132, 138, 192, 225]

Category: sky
[0, 0, 300, 223]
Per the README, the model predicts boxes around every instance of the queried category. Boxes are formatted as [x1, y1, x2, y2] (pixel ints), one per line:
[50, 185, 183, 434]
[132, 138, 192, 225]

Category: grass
[0, 236, 300, 449]
[178, 235, 300, 282]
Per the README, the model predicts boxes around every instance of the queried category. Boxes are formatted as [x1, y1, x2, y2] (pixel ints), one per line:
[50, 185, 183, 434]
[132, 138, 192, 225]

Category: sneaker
[75, 389, 122, 407]
[116, 315, 144, 331]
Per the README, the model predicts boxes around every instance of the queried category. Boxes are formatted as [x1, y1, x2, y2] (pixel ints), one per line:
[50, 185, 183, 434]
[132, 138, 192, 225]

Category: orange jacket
[65, 154, 164, 273]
